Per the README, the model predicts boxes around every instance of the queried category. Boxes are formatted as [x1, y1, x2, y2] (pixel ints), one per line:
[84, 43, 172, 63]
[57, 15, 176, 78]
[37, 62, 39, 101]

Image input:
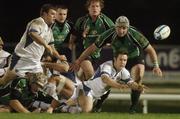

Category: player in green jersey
[50, 5, 76, 81]
[0, 73, 53, 113]
[71, 16, 162, 113]
[52, 5, 75, 62]
[69, 0, 114, 81]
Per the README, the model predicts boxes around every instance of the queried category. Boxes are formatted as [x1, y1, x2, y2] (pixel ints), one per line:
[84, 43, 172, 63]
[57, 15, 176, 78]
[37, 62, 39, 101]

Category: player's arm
[144, 44, 162, 77]
[49, 45, 67, 62]
[77, 43, 97, 63]
[28, 31, 53, 54]
[101, 74, 127, 89]
[9, 99, 30, 113]
[70, 43, 97, 72]
[42, 61, 69, 73]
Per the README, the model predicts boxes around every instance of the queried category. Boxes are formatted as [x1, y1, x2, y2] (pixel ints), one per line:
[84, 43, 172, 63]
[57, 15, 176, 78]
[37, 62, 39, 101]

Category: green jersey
[95, 26, 150, 59]
[74, 13, 114, 59]
[52, 20, 74, 50]
[0, 78, 53, 111]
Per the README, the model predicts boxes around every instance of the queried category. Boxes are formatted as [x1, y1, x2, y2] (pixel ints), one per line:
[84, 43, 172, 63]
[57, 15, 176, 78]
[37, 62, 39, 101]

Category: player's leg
[0, 105, 12, 112]
[79, 60, 94, 80]
[0, 69, 17, 85]
[129, 64, 145, 113]
[59, 76, 75, 98]
[78, 91, 93, 113]
[92, 89, 111, 112]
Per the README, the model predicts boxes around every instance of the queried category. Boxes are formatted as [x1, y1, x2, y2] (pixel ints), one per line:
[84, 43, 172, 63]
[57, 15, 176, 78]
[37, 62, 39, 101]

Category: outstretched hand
[153, 67, 163, 77]
[128, 82, 148, 92]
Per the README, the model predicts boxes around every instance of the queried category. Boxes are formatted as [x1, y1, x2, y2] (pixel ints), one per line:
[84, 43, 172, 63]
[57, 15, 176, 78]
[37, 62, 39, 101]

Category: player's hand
[70, 60, 81, 72]
[128, 82, 148, 92]
[59, 55, 67, 61]
[153, 67, 163, 77]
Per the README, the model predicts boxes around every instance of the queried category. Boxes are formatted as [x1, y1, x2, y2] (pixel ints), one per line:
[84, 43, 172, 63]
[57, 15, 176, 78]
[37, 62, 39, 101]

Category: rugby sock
[93, 90, 111, 112]
[130, 90, 141, 111]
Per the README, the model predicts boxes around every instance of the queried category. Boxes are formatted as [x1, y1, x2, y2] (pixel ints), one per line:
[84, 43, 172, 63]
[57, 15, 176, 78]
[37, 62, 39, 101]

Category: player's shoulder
[99, 13, 110, 19]
[76, 15, 88, 22]
[102, 60, 113, 66]
[30, 17, 45, 26]
[129, 26, 144, 35]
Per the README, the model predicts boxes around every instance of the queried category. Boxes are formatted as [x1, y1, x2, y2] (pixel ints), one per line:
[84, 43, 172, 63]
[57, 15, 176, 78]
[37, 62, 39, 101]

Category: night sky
[0, 0, 179, 52]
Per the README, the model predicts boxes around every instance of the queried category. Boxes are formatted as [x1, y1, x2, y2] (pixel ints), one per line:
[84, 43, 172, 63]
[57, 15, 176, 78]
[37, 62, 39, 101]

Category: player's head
[115, 16, 129, 37]
[55, 5, 68, 23]
[113, 51, 128, 71]
[40, 4, 57, 26]
[0, 36, 4, 50]
[85, 0, 104, 17]
[26, 72, 47, 93]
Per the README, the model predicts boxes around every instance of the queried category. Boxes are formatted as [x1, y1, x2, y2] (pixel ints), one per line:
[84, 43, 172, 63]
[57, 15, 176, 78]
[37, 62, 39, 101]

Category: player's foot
[92, 106, 102, 113]
[129, 105, 136, 114]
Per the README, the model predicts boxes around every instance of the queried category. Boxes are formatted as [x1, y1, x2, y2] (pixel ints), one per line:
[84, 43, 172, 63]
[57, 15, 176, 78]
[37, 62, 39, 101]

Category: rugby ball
[154, 25, 171, 40]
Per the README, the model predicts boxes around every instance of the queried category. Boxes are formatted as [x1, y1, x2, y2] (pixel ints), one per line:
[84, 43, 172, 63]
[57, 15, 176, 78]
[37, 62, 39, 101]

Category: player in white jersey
[46, 51, 145, 113]
[0, 37, 11, 77]
[0, 4, 67, 86]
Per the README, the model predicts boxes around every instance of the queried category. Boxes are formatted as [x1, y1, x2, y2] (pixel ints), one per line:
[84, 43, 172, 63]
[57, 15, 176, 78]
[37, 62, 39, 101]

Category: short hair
[85, 0, 104, 10]
[114, 50, 128, 59]
[40, 4, 56, 16]
[55, 4, 68, 10]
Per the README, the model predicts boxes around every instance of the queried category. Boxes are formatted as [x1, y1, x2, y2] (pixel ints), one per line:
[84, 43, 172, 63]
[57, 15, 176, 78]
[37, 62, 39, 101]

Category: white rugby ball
[154, 25, 171, 40]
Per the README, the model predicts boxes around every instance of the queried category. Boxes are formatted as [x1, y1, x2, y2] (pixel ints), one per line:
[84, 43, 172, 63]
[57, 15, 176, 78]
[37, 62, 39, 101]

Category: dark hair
[85, 0, 104, 10]
[55, 4, 68, 10]
[40, 4, 56, 16]
[114, 50, 128, 59]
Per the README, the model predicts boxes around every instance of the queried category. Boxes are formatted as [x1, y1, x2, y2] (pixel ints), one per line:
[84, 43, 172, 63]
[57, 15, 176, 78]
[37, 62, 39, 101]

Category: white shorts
[10, 54, 43, 77]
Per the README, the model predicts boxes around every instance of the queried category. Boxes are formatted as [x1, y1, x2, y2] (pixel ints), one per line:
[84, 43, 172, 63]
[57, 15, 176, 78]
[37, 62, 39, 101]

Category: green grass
[1, 113, 180, 119]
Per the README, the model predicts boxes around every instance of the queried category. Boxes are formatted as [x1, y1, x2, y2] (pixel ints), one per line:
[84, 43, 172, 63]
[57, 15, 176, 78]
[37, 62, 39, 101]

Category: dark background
[0, 0, 179, 52]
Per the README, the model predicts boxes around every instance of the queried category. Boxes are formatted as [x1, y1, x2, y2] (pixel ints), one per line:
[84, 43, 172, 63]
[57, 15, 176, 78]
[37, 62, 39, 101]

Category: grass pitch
[1, 113, 180, 119]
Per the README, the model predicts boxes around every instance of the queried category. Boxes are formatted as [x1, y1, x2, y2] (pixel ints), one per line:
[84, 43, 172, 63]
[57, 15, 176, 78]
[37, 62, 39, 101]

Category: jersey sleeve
[100, 62, 112, 77]
[101, 13, 114, 28]
[95, 27, 115, 48]
[10, 79, 27, 100]
[73, 16, 86, 37]
[27, 19, 43, 34]
[129, 27, 150, 49]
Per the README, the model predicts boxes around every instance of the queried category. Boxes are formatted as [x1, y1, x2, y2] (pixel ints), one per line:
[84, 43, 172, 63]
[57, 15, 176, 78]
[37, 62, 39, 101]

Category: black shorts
[126, 55, 145, 71]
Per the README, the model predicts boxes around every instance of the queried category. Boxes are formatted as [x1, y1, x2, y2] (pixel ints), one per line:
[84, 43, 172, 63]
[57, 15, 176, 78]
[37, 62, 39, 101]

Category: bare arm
[29, 32, 52, 53]
[77, 43, 97, 63]
[43, 61, 69, 73]
[101, 74, 127, 89]
[50, 45, 67, 61]
[70, 43, 98, 71]
[9, 100, 30, 113]
[144, 44, 162, 77]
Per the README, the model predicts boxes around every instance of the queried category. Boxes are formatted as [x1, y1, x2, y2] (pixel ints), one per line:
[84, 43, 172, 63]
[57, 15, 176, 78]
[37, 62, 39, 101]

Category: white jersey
[15, 17, 54, 61]
[12, 17, 54, 76]
[84, 60, 131, 98]
[71, 60, 132, 100]
[0, 50, 11, 76]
